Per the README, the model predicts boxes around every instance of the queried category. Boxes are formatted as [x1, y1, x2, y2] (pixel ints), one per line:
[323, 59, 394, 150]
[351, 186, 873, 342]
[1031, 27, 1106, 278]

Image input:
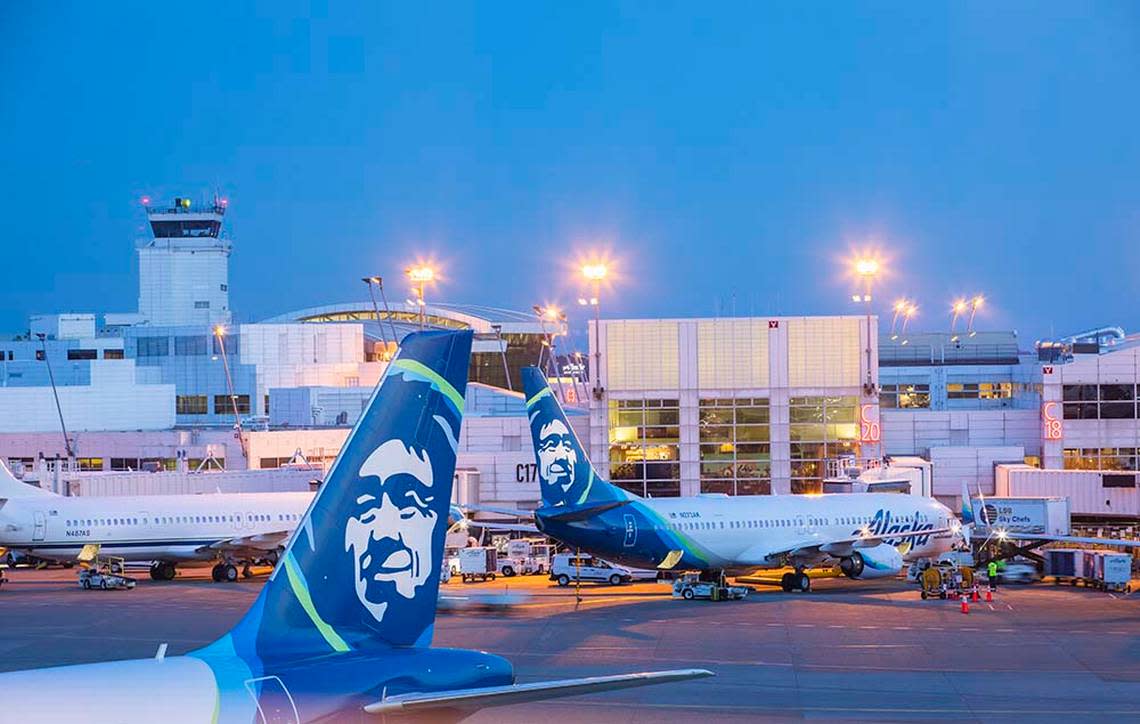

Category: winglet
[960, 481, 974, 526]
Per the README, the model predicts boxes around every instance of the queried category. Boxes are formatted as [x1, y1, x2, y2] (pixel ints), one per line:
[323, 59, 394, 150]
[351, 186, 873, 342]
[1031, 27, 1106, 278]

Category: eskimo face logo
[537, 419, 578, 495]
[345, 439, 438, 622]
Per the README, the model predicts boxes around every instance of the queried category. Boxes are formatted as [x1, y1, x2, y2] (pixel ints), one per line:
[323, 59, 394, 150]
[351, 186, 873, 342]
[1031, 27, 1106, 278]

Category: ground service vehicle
[499, 538, 555, 576]
[79, 559, 136, 591]
[550, 553, 634, 586]
[672, 573, 748, 601]
[459, 546, 498, 583]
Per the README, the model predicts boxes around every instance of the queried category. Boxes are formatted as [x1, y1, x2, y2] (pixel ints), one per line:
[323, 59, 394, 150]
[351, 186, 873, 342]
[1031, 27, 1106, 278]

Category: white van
[550, 553, 635, 587]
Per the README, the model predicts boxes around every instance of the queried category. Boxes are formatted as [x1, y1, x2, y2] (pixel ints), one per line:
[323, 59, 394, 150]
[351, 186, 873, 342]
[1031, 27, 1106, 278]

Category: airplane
[0, 468, 310, 582]
[518, 367, 964, 591]
[0, 330, 710, 722]
[0, 466, 532, 583]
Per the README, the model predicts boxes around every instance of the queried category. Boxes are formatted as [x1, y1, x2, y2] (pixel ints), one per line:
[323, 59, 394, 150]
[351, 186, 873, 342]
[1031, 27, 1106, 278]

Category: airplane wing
[997, 532, 1140, 548]
[476, 521, 540, 533]
[196, 530, 291, 555]
[461, 503, 537, 519]
[738, 526, 962, 566]
[362, 669, 713, 716]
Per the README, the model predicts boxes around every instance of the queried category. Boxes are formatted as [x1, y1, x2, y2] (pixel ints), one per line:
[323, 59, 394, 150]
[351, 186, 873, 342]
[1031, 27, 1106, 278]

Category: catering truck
[972, 496, 1070, 536]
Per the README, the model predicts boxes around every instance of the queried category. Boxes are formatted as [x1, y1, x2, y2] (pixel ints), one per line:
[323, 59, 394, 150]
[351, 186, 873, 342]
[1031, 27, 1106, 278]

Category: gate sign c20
[1042, 401, 1063, 441]
[859, 404, 881, 444]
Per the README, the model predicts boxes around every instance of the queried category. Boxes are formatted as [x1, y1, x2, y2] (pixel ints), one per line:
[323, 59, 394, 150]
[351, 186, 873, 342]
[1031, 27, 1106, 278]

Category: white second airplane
[0, 465, 310, 581]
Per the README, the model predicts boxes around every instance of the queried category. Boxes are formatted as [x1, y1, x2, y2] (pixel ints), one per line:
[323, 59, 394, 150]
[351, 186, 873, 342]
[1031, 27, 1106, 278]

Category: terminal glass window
[608, 398, 680, 497]
[879, 383, 930, 409]
[176, 395, 208, 415]
[1063, 448, 1138, 471]
[76, 457, 103, 471]
[212, 335, 239, 357]
[214, 394, 251, 415]
[698, 398, 771, 495]
[945, 380, 1014, 403]
[1062, 384, 1137, 420]
[174, 336, 208, 356]
[66, 349, 97, 360]
[103, 349, 124, 360]
[789, 396, 859, 494]
[136, 336, 169, 357]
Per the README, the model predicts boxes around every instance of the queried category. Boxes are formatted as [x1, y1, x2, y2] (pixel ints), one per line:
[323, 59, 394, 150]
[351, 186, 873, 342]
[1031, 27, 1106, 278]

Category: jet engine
[839, 543, 903, 579]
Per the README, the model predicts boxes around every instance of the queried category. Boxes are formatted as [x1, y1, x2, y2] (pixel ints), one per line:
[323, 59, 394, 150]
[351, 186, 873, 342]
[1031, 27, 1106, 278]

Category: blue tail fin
[521, 367, 630, 508]
[225, 330, 472, 657]
[960, 481, 975, 526]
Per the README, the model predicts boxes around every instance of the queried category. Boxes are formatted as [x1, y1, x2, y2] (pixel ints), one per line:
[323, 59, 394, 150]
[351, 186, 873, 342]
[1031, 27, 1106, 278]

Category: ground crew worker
[987, 559, 998, 590]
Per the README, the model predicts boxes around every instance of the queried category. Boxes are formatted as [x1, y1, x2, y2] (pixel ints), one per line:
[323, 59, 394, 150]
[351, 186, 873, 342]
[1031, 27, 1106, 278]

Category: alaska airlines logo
[854, 509, 934, 551]
[345, 439, 440, 624]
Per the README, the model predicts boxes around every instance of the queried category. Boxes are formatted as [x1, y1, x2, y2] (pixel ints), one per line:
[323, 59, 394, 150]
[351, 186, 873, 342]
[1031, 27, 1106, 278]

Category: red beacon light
[140, 196, 151, 206]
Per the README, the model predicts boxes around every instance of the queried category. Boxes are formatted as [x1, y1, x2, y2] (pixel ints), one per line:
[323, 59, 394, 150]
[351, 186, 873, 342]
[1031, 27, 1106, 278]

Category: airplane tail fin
[959, 481, 975, 546]
[0, 460, 54, 497]
[219, 330, 472, 658]
[960, 481, 975, 526]
[521, 367, 631, 509]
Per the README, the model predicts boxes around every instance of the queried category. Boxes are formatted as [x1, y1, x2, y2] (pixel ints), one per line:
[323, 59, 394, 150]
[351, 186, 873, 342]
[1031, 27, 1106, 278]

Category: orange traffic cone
[974, 588, 981, 602]
[961, 596, 969, 614]
[985, 588, 993, 602]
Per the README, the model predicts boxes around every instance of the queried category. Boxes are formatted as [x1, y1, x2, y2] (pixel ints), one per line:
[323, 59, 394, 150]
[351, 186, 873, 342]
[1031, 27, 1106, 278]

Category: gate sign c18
[1042, 401, 1063, 441]
[859, 404, 881, 443]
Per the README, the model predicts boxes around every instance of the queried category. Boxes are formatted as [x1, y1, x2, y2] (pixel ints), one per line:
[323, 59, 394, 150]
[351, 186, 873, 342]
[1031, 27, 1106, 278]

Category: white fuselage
[645, 492, 957, 569]
[0, 492, 313, 564]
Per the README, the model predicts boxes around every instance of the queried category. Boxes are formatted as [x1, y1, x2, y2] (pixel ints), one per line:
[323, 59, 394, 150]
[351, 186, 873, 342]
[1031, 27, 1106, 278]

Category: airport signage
[859, 404, 881, 443]
[1042, 401, 1063, 441]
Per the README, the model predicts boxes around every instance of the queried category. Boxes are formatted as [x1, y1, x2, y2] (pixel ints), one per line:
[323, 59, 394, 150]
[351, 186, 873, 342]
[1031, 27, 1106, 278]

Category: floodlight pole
[36, 333, 74, 460]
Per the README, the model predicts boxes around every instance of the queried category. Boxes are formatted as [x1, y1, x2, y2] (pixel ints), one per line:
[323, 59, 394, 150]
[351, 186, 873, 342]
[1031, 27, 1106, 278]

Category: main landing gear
[148, 561, 177, 581]
[780, 567, 811, 592]
[211, 562, 239, 583]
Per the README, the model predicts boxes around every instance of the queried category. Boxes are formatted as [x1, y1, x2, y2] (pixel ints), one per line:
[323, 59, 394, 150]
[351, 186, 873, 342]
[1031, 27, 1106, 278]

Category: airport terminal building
[3, 197, 1140, 520]
[585, 316, 880, 497]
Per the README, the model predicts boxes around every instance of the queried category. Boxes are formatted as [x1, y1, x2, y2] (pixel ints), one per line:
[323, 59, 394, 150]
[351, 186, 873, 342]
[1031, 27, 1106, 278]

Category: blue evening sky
[2, 2, 1138, 348]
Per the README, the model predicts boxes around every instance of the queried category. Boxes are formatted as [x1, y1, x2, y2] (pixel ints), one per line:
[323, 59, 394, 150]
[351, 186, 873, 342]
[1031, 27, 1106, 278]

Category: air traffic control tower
[137, 196, 232, 327]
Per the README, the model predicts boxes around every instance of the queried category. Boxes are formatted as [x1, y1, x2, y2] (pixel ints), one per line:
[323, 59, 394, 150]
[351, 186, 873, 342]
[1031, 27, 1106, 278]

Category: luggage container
[1095, 552, 1132, 593]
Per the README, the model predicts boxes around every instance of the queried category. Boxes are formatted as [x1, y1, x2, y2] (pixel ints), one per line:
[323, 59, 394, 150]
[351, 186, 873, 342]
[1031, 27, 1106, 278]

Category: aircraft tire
[797, 573, 811, 592]
[222, 564, 239, 583]
[210, 564, 223, 582]
[780, 572, 795, 592]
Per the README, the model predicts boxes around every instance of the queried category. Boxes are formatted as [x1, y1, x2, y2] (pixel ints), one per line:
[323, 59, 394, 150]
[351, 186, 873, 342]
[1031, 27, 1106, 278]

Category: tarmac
[1, 568, 1138, 722]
